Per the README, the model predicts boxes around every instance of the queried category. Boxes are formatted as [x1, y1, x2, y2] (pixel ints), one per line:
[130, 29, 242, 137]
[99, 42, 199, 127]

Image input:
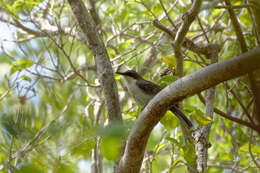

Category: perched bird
[116, 70, 192, 129]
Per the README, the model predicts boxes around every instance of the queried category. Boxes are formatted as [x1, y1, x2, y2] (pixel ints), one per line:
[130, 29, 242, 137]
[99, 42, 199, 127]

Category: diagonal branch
[117, 48, 260, 173]
[197, 93, 257, 131]
[224, 0, 260, 127]
[249, 129, 260, 170]
[12, 92, 75, 160]
[68, 0, 122, 122]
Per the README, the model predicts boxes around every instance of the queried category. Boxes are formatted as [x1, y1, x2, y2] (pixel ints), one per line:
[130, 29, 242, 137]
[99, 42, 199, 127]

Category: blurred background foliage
[0, 0, 260, 172]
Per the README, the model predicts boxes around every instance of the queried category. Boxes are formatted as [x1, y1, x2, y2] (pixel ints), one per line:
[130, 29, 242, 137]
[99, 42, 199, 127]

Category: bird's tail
[169, 105, 193, 129]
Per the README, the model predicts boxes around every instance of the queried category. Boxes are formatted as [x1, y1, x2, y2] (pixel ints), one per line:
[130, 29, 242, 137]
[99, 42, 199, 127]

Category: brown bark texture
[117, 48, 260, 173]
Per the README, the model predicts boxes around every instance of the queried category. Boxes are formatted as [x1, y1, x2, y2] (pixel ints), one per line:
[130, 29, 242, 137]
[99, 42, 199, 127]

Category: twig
[46, 32, 98, 87]
[12, 91, 75, 160]
[226, 84, 255, 125]
[197, 17, 210, 43]
[159, 0, 177, 29]
[0, 87, 14, 102]
[249, 129, 260, 170]
[197, 93, 257, 131]
[137, 1, 156, 19]
[215, 4, 251, 9]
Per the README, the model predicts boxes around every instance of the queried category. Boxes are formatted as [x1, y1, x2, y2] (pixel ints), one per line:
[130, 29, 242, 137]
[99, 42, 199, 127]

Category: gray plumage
[117, 70, 192, 128]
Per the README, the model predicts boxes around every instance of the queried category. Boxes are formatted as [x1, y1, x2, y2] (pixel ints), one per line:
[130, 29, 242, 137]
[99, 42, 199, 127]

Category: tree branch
[197, 93, 258, 131]
[249, 129, 260, 170]
[68, 0, 122, 122]
[117, 48, 260, 172]
[195, 49, 218, 172]
[224, 0, 260, 127]
[174, 0, 202, 76]
[153, 19, 218, 58]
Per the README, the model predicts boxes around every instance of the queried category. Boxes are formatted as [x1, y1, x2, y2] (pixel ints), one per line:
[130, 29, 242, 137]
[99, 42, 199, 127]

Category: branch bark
[195, 50, 218, 172]
[248, 0, 260, 44]
[68, 0, 122, 122]
[172, 1, 203, 172]
[152, 20, 219, 58]
[197, 93, 258, 131]
[174, 0, 203, 76]
[224, 0, 260, 128]
[117, 48, 260, 173]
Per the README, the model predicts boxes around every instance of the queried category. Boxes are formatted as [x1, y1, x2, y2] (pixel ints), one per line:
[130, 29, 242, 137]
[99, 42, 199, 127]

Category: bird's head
[116, 70, 142, 80]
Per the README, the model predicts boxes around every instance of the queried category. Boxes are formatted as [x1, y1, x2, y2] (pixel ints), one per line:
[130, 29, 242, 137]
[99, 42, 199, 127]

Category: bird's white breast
[125, 78, 153, 106]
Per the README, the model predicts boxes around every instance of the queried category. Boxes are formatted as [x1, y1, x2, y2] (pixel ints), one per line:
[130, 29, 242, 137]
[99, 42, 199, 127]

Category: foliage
[0, 0, 259, 172]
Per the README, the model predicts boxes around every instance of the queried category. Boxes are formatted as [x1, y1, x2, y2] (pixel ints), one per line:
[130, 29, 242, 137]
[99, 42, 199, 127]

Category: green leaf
[16, 163, 44, 173]
[240, 143, 260, 154]
[219, 153, 232, 161]
[98, 122, 126, 160]
[154, 143, 165, 153]
[192, 108, 212, 126]
[184, 104, 197, 114]
[151, 4, 163, 16]
[119, 39, 132, 51]
[158, 75, 178, 88]
[159, 55, 176, 69]
[11, 0, 44, 13]
[54, 163, 75, 173]
[115, 73, 123, 80]
[181, 142, 196, 168]
[97, 122, 127, 138]
[165, 137, 181, 148]
[105, 7, 115, 15]
[21, 75, 32, 82]
[71, 139, 96, 158]
[239, 10, 251, 27]
[107, 47, 116, 58]
[101, 136, 122, 160]
[1, 116, 18, 138]
[171, 159, 184, 169]
[10, 66, 17, 76]
[13, 59, 34, 68]
[10, 59, 34, 75]
[160, 111, 179, 130]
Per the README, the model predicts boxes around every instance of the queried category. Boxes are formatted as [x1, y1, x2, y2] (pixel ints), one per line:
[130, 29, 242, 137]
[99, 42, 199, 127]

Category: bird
[116, 70, 192, 129]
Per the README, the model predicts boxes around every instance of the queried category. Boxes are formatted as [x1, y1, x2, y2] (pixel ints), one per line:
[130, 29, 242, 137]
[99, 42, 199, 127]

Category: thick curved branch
[117, 48, 260, 173]
[68, 0, 121, 122]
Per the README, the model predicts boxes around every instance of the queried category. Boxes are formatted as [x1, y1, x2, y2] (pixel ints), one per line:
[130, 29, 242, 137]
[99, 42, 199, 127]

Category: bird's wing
[136, 79, 162, 95]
